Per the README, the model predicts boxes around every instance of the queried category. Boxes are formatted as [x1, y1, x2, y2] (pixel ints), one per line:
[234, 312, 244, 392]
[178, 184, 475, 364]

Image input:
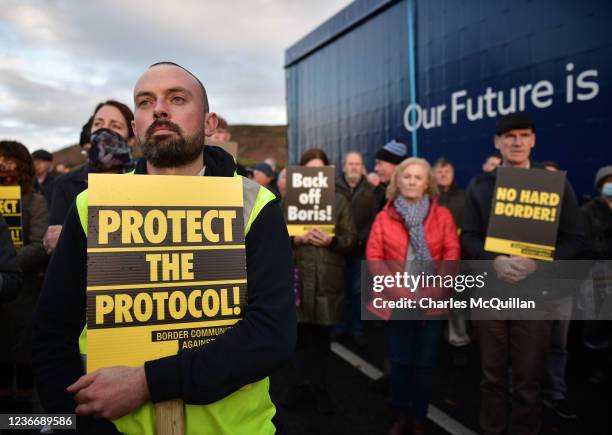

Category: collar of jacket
[337, 174, 367, 192]
[440, 183, 461, 194]
[134, 145, 237, 177]
[494, 159, 543, 175]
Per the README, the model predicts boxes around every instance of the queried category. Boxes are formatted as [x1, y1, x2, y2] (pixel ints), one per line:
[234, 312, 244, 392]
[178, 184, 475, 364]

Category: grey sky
[0, 0, 351, 152]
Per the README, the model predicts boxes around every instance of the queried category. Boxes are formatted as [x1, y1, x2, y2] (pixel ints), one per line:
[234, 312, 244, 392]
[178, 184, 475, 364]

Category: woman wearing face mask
[44, 100, 134, 253]
[0, 140, 48, 410]
[283, 148, 357, 415]
[366, 158, 460, 435]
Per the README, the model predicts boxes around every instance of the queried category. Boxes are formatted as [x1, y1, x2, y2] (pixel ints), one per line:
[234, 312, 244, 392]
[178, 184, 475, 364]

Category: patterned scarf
[393, 195, 432, 261]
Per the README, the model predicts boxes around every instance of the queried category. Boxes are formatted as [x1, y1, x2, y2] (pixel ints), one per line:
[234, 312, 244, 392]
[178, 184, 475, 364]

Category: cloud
[0, 0, 351, 151]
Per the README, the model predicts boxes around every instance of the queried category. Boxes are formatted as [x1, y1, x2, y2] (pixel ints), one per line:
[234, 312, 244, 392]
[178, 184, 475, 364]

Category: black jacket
[0, 213, 22, 303]
[373, 182, 387, 213]
[581, 197, 612, 260]
[48, 164, 88, 225]
[32, 146, 296, 433]
[437, 184, 465, 231]
[34, 171, 56, 209]
[336, 175, 377, 254]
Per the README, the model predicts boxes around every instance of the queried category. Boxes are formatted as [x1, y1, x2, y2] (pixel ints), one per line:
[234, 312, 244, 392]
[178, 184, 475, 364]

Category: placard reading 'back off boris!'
[85, 174, 246, 372]
[484, 167, 566, 261]
[284, 166, 335, 236]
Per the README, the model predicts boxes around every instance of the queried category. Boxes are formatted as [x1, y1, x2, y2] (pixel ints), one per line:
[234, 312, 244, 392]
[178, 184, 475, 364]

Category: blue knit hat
[375, 140, 408, 165]
[254, 162, 274, 178]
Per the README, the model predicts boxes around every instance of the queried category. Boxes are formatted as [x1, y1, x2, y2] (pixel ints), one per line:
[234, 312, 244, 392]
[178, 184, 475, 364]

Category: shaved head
[147, 61, 209, 113]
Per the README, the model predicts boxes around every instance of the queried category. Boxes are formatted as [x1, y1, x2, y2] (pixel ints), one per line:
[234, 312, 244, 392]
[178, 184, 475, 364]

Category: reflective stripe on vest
[76, 174, 276, 435]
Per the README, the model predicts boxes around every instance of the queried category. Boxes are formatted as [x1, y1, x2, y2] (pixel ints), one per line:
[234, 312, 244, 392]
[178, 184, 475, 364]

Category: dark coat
[34, 171, 56, 209]
[294, 193, 357, 325]
[336, 175, 377, 254]
[0, 213, 22, 303]
[437, 184, 465, 231]
[0, 192, 48, 363]
[581, 197, 612, 260]
[49, 164, 88, 225]
[373, 183, 387, 213]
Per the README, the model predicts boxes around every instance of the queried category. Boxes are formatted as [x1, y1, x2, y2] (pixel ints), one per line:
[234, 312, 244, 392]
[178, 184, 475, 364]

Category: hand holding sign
[308, 227, 332, 247]
[493, 255, 538, 283]
[68, 366, 149, 420]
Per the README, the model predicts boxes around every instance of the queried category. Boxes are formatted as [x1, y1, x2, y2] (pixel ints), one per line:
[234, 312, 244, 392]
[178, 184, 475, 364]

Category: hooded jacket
[32, 146, 296, 433]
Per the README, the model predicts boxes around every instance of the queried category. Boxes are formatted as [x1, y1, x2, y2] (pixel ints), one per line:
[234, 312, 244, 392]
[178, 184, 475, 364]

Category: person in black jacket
[333, 151, 376, 346]
[581, 165, 612, 387]
[0, 140, 48, 407]
[32, 62, 295, 434]
[0, 212, 21, 303]
[461, 113, 584, 435]
[32, 149, 56, 208]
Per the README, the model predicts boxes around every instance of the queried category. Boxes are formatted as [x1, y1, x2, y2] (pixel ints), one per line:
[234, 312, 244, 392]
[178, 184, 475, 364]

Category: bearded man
[32, 62, 295, 435]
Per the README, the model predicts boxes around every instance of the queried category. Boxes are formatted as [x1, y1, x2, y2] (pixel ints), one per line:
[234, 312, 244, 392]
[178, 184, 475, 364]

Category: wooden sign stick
[155, 399, 185, 435]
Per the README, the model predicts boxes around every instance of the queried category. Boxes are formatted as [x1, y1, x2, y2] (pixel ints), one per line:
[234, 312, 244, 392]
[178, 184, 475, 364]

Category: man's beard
[138, 120, 204, 168]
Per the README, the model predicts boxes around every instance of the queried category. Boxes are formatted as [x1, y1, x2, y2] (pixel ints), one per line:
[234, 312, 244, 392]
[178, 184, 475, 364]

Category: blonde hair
[386, 157, 439, 200]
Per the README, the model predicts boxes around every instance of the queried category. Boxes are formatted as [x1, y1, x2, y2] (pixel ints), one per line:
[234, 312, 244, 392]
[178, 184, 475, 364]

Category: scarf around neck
[393, 195, 432, 261]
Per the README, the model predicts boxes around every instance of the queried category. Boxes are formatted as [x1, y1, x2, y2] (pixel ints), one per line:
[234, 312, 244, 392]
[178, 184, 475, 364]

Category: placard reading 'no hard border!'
[0, 186, 23, 248]
[485, 167, 566, 261]
[86, 174, 246, 372]
[284, 166, 335, 236]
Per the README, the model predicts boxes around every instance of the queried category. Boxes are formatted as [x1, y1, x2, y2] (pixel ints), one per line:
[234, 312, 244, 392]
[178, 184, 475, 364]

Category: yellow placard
[86, 174, 246, 372]
[0, 186, 23, 248]
[286, 224, 335, 237]
[484, 236, 555, 262]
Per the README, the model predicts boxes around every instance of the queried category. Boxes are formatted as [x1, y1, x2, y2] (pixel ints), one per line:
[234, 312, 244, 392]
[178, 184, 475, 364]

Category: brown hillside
[51, 125, 288, 168]
[228, 125, 288, 164]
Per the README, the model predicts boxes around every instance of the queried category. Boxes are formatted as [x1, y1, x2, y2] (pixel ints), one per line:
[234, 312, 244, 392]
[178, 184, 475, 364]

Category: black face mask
[88, 128, 134, 172]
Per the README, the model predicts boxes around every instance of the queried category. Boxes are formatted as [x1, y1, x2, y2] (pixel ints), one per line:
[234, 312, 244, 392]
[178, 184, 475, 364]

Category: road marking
[330, 341, 384, 380]
[427, 405, 479, 435]
[330, 340, 478, 435]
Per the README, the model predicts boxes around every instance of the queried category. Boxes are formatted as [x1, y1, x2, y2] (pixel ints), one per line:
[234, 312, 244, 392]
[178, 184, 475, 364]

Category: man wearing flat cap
[32, 149, 55, 207]
[461, 112, 584, 435]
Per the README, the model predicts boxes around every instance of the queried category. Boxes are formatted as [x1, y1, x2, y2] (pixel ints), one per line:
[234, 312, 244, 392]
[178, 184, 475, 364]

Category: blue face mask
[602, 182, 612, 198]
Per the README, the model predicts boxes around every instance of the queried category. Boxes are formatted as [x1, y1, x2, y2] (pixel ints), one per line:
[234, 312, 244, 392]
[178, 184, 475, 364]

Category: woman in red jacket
[366, 157, 460, 435]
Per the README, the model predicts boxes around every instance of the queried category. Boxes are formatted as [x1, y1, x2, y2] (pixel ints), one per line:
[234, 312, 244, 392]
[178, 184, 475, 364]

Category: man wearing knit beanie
[373, 139, 408, 211]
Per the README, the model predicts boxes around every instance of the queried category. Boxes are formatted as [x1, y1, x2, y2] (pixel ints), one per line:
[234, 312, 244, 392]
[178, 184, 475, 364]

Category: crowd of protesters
[252, 112, 610, 435]
[0, 107, 610, 435]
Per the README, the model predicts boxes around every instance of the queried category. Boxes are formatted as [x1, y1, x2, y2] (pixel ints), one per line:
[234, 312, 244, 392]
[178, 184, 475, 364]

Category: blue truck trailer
[284, 0, 611, 197]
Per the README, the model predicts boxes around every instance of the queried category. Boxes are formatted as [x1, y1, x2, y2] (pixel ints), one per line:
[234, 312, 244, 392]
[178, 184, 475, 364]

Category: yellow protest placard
[484, 167, 566, 261]
[86, 174, 246, 372]
[0, 186, 23, 248]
